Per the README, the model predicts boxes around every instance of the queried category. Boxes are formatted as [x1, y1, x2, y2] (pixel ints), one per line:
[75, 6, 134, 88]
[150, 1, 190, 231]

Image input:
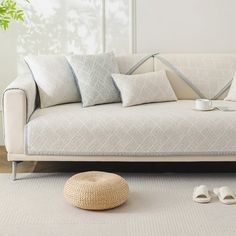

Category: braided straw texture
[64, 171, 129, 210]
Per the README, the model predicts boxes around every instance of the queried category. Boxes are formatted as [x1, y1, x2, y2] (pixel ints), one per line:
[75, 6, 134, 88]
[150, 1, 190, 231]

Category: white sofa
[3, 53, 236, 180]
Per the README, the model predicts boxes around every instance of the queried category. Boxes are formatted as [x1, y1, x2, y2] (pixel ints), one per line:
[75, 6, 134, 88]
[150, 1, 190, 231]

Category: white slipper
[193, 185, 211, 203]
[213, 186, 236, 205]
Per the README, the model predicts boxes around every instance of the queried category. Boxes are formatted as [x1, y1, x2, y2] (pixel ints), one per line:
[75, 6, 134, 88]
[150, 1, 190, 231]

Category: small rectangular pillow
[225, 72, 236, 101]
[25, 55, 80, 108]
[66, 52, 120, 107]
[112, 71, 177, 107]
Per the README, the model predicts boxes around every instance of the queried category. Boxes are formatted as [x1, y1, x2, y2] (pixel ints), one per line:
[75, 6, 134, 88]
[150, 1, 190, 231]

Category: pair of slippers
[193, 185, 236, 204]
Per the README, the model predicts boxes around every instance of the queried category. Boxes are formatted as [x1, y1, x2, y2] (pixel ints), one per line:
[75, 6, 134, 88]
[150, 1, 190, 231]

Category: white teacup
[195, 99, 213, 110]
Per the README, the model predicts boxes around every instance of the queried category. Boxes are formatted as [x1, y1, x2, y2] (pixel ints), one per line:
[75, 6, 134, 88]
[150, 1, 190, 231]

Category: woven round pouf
[64, 171, 129, 210]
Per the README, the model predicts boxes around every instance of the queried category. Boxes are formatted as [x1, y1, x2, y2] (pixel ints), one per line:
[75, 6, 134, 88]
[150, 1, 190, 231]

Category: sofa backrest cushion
[116, 54, 154, 74]
[116, 54, 236, 100]
[225, 72, 236, 101]
[154, 54, 236, 100]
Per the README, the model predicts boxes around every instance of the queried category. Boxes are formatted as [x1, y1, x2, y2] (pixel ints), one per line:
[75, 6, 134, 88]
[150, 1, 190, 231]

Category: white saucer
[193, 107, 215, 111]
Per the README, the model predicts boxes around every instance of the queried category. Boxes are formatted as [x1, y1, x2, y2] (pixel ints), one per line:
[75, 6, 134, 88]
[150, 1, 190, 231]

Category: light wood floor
[0, 146, 36, 173]
[1, 146, 149, 173]
[1, 146, 236, 173]
[0, 146, 91, 173]
[0, 146, 110, 173]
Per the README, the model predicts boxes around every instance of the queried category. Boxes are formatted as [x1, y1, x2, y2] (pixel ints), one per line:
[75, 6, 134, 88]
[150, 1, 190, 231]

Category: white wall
[136, 0, 236, 53]
[0, 0, 131, 145]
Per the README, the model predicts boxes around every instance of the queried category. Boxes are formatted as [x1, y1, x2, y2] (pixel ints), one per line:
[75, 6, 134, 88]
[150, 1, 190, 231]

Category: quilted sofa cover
[26, 100, 236, 156]
[3, 53, 236, 162]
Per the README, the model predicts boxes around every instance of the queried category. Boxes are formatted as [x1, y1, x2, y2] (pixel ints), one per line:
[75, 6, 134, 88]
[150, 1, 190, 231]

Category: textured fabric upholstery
[154, 54, 236, 100]
[116, 54, 236, 100]
[4, 54, 236, 160]
[3, 74, 37, 153]
[26, 101, 236, 156]
[116, 54, 154, 74]
[3, 74, 37, 120]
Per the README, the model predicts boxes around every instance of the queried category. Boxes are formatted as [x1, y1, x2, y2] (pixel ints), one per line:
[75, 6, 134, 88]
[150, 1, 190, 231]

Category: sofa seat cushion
[26, 101, 236, 156]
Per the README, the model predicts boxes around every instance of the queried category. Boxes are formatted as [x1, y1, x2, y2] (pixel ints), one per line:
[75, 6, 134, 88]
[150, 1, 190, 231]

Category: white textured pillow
[225, 72, 236, 101]
[67, 52, 120, 107]
[112, 71, 177, 107]
[25, 55, 80, 108]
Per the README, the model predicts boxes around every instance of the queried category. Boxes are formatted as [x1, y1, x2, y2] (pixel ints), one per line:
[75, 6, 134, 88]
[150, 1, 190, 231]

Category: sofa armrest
[2, 74, 37, 154]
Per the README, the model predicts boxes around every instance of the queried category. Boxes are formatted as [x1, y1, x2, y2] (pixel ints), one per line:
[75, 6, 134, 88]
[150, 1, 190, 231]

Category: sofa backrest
[116, 54, 236, 100]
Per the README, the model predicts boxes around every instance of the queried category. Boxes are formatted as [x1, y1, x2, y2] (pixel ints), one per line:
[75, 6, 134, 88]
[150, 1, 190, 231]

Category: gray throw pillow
[112, 71, 177, 107]
[25, 55, 80, 108]
[67, 52, 120, 107]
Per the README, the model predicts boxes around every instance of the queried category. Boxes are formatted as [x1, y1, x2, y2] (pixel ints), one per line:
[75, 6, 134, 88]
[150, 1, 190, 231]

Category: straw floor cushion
[64, 171, 129, 210]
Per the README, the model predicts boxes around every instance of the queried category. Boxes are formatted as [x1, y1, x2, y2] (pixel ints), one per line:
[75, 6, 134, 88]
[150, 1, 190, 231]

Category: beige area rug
[0, 173, 236, 236]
